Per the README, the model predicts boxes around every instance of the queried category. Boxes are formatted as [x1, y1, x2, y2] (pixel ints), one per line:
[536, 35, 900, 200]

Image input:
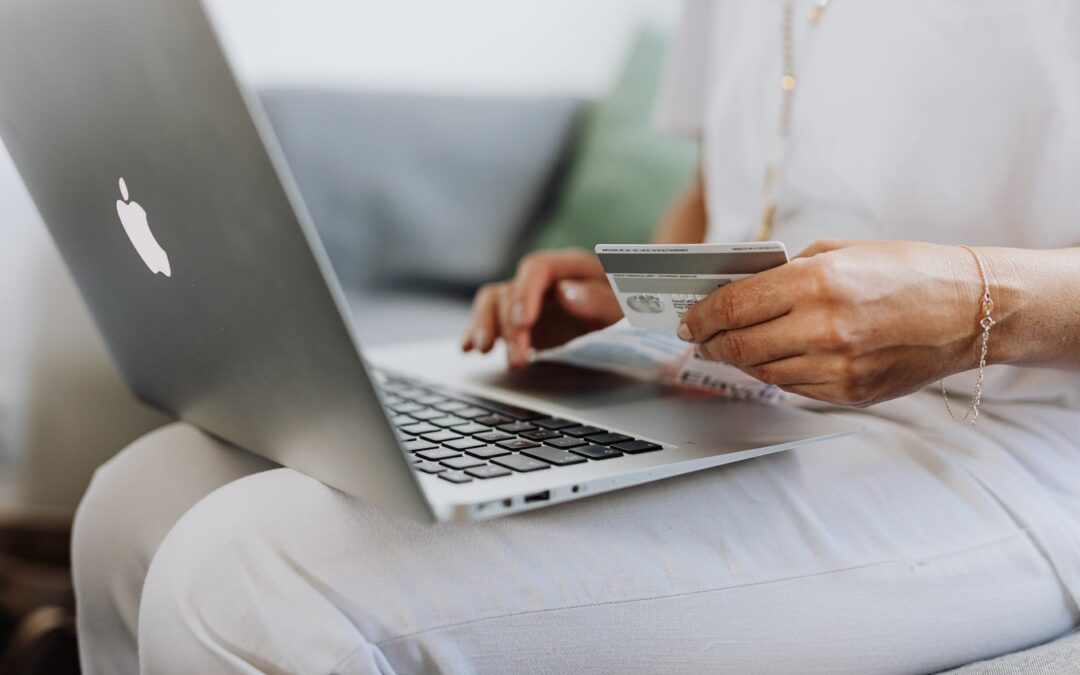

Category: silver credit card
[596, 242, 789, 331]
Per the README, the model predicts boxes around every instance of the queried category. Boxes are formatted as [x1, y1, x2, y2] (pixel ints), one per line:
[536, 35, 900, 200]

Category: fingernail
[511, 302, 525, 327]
[561, 282, 582, 303]
[677, 323, 692, 341]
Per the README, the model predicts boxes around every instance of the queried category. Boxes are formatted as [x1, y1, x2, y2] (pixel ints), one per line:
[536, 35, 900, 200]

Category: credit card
[595, 242, 789, 331]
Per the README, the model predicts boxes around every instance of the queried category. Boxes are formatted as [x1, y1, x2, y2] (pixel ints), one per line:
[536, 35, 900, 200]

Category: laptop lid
[0, 0, 432, 520]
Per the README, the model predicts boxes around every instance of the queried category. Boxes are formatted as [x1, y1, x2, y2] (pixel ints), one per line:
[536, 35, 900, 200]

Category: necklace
[757, 0, 831, 241]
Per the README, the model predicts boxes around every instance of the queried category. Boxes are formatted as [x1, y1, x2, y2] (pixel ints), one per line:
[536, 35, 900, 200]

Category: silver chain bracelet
[941, 245, 996, 424]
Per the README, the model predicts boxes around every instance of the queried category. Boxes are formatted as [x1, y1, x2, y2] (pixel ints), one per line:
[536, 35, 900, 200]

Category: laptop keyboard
[377, 376, 662, 485]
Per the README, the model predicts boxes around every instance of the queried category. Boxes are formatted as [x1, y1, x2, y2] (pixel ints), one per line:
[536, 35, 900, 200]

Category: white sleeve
[653, 0, 714, 138]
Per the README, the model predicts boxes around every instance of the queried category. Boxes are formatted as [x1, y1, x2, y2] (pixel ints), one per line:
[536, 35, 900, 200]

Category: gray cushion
[259, 89, 582, 290]
[944, 629, 1080, 674]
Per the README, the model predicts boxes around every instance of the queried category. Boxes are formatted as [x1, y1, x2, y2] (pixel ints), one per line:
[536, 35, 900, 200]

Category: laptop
[0, 0, 858, 522]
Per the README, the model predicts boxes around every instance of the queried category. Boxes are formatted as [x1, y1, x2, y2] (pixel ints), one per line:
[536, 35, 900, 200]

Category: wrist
[938, 245, 991, 372]
[970, 246, 1035, 366]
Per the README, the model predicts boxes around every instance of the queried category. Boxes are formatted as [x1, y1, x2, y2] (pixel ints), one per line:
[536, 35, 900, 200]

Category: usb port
[523, 490, 551, 504]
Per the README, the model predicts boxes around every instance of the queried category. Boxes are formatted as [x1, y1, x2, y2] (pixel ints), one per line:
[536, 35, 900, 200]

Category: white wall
[204, 0, 679, 95]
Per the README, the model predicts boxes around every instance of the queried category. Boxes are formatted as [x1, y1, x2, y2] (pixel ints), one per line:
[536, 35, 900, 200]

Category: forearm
[651, 167, 708, 245]
[980, 246, 1080, 370]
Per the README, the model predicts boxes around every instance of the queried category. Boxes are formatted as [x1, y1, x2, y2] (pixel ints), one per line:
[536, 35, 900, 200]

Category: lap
[132, 393, 1080, 674]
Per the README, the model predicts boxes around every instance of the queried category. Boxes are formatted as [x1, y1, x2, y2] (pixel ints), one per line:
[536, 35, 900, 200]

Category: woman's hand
[462, 249, 623, 368]
[678, 240, 987, 407]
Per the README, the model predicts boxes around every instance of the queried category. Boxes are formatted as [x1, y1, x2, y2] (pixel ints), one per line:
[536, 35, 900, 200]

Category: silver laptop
[0, 0, 858, 522]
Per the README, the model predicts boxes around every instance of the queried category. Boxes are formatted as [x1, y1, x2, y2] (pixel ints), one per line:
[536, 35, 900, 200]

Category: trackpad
[368, 340, 850, 451]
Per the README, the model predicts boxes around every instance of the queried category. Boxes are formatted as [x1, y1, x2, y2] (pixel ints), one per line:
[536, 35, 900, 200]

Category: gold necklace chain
[758, 0, 831, 241]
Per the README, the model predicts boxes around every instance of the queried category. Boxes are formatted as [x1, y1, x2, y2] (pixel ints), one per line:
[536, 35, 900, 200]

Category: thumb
[555, 279, 623, 325]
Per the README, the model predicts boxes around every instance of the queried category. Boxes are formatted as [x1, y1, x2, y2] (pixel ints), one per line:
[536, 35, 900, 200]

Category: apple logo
[115, 177, 171, 277]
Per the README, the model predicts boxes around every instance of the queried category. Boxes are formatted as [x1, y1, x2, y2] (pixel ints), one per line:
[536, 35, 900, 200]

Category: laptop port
[523, 490, 551, 504]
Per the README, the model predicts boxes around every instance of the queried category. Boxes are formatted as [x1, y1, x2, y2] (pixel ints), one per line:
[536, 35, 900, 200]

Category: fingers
[781, 383, 874, 408]
[461, 284, 500, 353]
[463, 249, 608, 363]
[555, 279, 623, 325]
[459, 281, 547, 367]
[678, 264, 800, 342]
[694, 314, 813, 367]
[737, 355, 832, 387]
[497, 284, 529, 368]
[776, 384, 837, 404]
[510, 250, 606, 330]
[741, 353, 881, 408]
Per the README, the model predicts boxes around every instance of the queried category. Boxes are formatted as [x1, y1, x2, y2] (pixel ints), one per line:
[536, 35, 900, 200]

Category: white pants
[72, 391, 1080, 674]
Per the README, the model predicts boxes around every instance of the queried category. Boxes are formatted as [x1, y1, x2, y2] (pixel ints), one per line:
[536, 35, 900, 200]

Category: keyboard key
[389, 414, 416, 427]
[571, 445, 623, 460]
[585, 433, 633, 446]
[497, 421, 537, 434]
[457, 395, 547, 421]
[495, 439, 540, 451]
[454, 407, 490, 420]
[544, 436, 586, 449]
[401, 422, 439, 436]
[396, 387, 428, 399]
[421, 430, 463, 443]
[473, 430, 512, 443]
[409, 408, 445, 421]
[521, 447, 588, 466]
[438, 471, 473, 484]
[415, 394, 447, 405]
[381, 395, 404, 407]
[444, 438, 485, 451]
[464, 445, 511, 459]
[532, 418, 577, 430]
[442, 456, 486, 470]
[389, 402, 423, 414]
[431, 415, 468, 428]
[492, 454, 551, 473]
[450, 423, 489, 435]
[414, 461, 447, 474]
[612, 440, 662, 454]
[562, 425, 606, 438]
[466, 464, 512, 479]
[435, 400, 467, 412]
[416, 448, 461, 461]
[520, 429, 561, 441]
[475, 414, 512, 426]
[403, 439, 437, 453]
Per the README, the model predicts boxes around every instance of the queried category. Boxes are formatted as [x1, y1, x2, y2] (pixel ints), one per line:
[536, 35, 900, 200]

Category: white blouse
[657, 0, 1080, 408]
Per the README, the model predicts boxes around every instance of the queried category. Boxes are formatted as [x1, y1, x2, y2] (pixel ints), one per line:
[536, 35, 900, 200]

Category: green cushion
[530, 28, 699, 252]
